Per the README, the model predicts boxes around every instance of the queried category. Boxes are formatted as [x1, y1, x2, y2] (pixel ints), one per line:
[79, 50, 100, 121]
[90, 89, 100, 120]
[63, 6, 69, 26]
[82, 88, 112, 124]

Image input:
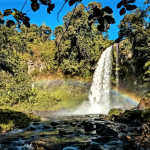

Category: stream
[0, 114, 148, 150]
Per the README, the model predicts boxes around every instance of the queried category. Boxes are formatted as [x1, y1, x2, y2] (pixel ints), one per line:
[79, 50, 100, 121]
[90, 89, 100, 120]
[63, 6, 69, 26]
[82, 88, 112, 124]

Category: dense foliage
[0, 0, 150, 109]
[112, 7, 150, 97]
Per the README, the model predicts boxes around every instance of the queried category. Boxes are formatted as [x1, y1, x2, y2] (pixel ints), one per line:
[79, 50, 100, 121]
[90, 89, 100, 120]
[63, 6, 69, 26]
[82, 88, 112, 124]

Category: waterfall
[88, 46, 112, 114]
[116, 44, 119, 108]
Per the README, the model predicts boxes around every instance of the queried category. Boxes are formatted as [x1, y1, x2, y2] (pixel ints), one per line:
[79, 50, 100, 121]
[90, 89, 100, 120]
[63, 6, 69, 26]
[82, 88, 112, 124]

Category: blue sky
[0, 0, 144, 40]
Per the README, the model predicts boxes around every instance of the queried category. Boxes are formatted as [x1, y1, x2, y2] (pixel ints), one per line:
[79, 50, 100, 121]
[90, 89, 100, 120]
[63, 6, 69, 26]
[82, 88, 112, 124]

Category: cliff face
[27, 60, 45, 74]
[138, 98, 150, 110]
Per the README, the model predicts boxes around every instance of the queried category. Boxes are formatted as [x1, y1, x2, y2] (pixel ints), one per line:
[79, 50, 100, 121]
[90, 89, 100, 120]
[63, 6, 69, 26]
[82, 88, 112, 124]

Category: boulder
[59, 129, 73, 135]
[84, 122, 95, 131]
[51, 121, 61, 126]
[108, 108, 123, 119]
[101, 127, 118, 137]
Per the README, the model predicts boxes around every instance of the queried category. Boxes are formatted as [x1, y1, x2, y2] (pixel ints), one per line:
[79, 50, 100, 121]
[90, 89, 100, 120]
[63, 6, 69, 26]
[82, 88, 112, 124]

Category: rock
[137, 97, 150, 110]
[101, 127, 118, 137]
[96, 124, 105, 134]
[111, 115, 122, 122]
[0, 144, 7, 150]
[95, 123, 105, 129]
[84, 122, 95, 131]
[27, 126, 36, 131]
[32, 122, 41, 126]
[51, 121, 61, 126]
[59, 129, 73, 135]
[142, 124, 150, 136]
[126, 135, 132, 141]
[118, 125, 126, 130]
[129, 119, 142, 127]
[99, 114, 106, 119]
[119, 110, 143, 123]
[108, 108, 123, 119]
[123, 143, 140, 150]
[43, 125, 51, 130]
[32, 141, 52, 150]
[70, 122, 76, 127]
[92, 137, 110, 143]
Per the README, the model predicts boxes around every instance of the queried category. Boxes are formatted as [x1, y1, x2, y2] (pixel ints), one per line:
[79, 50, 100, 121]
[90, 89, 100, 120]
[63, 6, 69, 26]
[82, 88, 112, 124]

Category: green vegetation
[0, 109, 40, 132]
[111, 8, 150, 98]
[1, 80, 90, 112]
[0, 2, 113, 113]
[108, 108, 150, 123]
[108, 108, 123, 119]
[0, 1, 150, 130]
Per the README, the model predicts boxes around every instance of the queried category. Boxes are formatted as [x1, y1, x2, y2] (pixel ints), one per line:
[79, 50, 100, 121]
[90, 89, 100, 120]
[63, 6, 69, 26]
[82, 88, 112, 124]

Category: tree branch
[57, 3, 77, 58]
[21, 0, 28, 12]
[57, 1, 67, 22]
[25, 8, 31, 13]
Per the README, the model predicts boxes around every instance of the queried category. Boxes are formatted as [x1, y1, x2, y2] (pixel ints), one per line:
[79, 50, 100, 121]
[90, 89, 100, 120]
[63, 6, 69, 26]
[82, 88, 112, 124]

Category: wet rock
[129, 119, 142, 127]
[123, 143, 140, 150]
[43, 125, 51, 130]
[84, 122, 95, 131]
[118, 125, 126, 130]
[0, 144, 7, 150]
[32, 122, 41, 126]
[59, 129, 73, 135]
[106, 140, 125, 146]
[92, 136, 110, 143]
[142, 124, 150, 136]
[94, 118, 102, 121]
[32, 141, 52, 150]
[99, 114, 106, 119]
[62, 121, 69, 125]
[51, 121, 61, 126]
[105, 122, 115, 128]
[96, 124, 105, 134]
[101, 127, 118, 137]
[39, 134, 47, 137]
[95, 123, 105, 129]
[111, 115, 121, 122]
[27, 126, 36, 131]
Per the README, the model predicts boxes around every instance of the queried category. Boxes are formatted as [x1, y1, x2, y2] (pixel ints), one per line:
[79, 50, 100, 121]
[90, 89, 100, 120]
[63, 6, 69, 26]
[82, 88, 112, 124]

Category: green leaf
[120, 7, 126, 15]
[6, 20, 15, 27]
[117, 1, 123, 8]
[39, 0, 47, 5]
[102, 6, 113, 14]
[97, 24, 104, 31]
[3, 9, 12, 16]
[126, 4, 137, 11]
[104, 15, 115, 24]
[31, 2, 40, 12]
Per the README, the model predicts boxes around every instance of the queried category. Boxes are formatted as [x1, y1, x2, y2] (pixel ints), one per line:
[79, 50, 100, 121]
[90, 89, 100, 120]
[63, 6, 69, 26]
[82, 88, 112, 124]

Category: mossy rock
[108, 108, 123, 119]
[118, 110, 143, 123]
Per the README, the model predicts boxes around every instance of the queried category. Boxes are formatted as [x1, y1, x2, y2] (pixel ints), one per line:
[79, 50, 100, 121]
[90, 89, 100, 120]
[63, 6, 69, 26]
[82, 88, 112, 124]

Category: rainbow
[111, 87, 140, 106]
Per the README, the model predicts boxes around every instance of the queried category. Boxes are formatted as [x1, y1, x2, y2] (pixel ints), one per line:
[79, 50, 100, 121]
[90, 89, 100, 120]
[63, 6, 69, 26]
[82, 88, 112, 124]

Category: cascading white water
[88, 46, 112, 114]
[116, 44, 119, 108]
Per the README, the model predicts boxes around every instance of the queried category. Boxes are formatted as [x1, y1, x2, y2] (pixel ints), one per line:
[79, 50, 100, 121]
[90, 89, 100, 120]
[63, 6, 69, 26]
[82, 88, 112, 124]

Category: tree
[116, 8, 150, 97]
[53, 3, 113, 77]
